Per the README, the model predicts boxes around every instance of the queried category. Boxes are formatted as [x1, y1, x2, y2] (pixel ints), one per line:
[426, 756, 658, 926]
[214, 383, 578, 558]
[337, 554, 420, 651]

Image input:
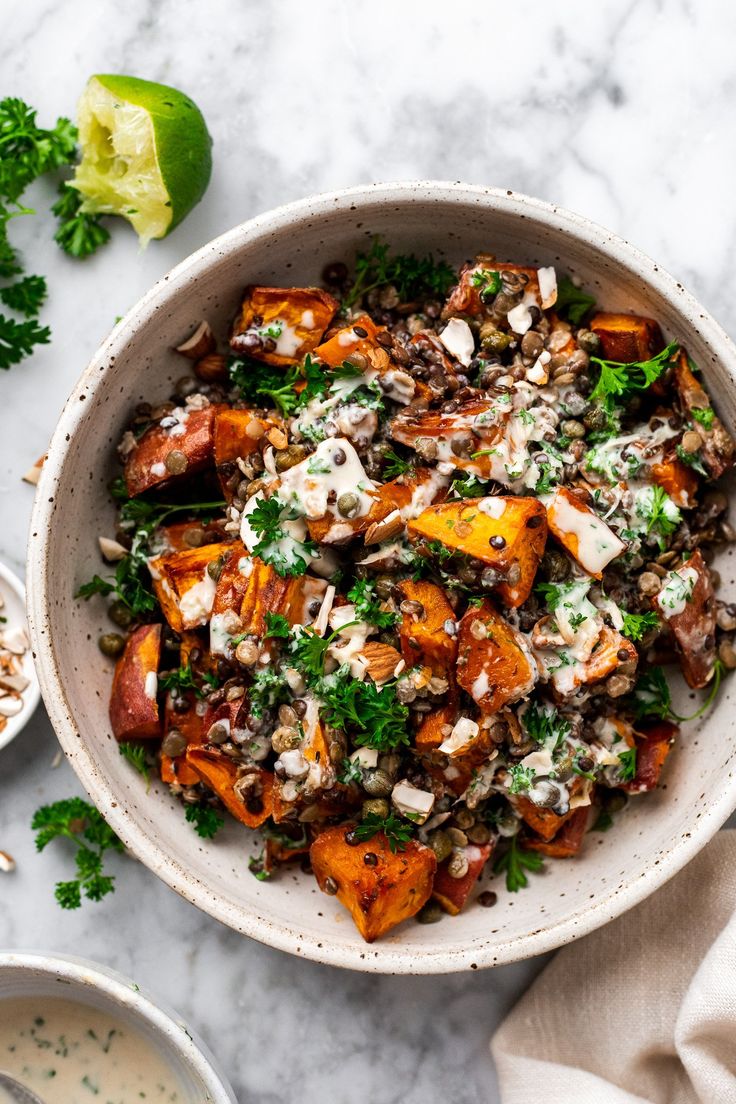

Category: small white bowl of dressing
[0, 952, 236, 1104]
[0, 562, 40, 752]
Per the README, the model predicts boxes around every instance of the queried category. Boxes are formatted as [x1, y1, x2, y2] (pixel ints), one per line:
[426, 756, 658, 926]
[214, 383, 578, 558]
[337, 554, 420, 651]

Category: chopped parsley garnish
[522, 700, 571, 750]
[249, 666, 289, 717]
[470, 267, 502, 299]
[321, 672, 410, 752]
[264, 612, 292, 639]
[691, 406, 714, 429]
[506, 763, 535, 794]
[184, 802, 224, 839]
[31, 797, 125, 910]
[337, 757, 364, 785]
[590, 341, 679, 410]
[382, 448, 414, 479]
[493, 835, 544, 892]
[636, 484, 681, 541]
[554, 274, 596, 324]
[158, 662, 218, 699]
[345, 236, 456, 308]
[353, 812, 414, 853]
[628, 666, 672, 721]
[346, 579, 399, 630]
[620, 610, 660, 642]
[534, 462, 557, 494]
[119, 742, 150, 785]
[229, 357, 301, 416]
[617, 748, 637, 783]
[450, 472, 488, 498]
[676, 444, 708, 476]
[247, 495, 317, 576]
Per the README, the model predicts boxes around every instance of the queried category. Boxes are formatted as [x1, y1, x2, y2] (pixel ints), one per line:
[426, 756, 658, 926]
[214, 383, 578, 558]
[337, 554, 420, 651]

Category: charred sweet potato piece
[264, 832, 311, 873]
[213, 409, 282, 498]
[523, 806, 589, 858]
[109, 624, 161, 741]
[238, 558, 290, 637]
[230, 286, 338, 366]
[390, 397, 504, 479]
[545, 486, 625, 578]
[408, 496, 547, 607]
[152, 521, 222, 556]
[313, 314, 383, 368]
[186, 746, 274, 828]
[160, 690, 204, 785]
[397, 579, 457, 675]
[622, 721, 678, 794]
[590, 312, 664, 364]
[514, 796, 577, 842]
[150, 542, 231, 633]
[124, 405, 222, 497]
[654, 549, 716, 689]
[210, 542, 249, 616]
[414, 694, 458, 752]
[306, 492, 393, 546]
[673, 350, 735, 478]
[310, 826, 437, 942]
[432, 842, 494, 915]
[456, 599, 536, 713]
[650, 456, 698, 509]
[443, 258, 540, 320]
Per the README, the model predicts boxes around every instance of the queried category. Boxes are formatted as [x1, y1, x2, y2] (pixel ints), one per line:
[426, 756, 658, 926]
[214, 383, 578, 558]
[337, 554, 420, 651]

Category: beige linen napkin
[491, 830, 736, 1104]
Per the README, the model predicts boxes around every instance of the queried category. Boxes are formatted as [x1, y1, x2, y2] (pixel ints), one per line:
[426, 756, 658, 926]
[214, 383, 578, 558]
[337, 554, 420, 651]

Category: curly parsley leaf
[493, 835, 544, 893]
[0, 314, 50, 370]
[248, 495, 317, 577]
[470, 267, 502, 299]
[321, 672, 409, 752]
[264, 612, 292, 639]
[627, 666, 672, 721]
[382, 448, 414, 480]
[31, 797, 125, 910]
[506, 764, 535, 794]
[617, 747, 637, 783]
[345, 236, 456, 308]
[554, 274, 596, 325]
[0, 273, 46, 316]
[184, 802, 224, 839]
[522, 700, 571, 750]
[119, 742, 150, 786]
[346, 579, 399, 630]
[676, 443, 708, 477]
[353, 812, 415, 853]
[590, 341, 679, 410]
[621, 610, 660, 642]
[159, 662, 218, 700]
[691, 406, 714, 430]
[52, 182, 111, 258]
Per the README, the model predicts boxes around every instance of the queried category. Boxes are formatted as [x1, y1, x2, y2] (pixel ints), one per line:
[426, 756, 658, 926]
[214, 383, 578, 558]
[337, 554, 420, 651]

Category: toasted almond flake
[0, 626, 29, 655]
[175, 320, 215, 359]
[364, 509, 403, 545]
[312, 585, 336, 637]
[0, 673, 30, 693]
[359, 641, 402, 684]
[50, 748, 63, 769]
[98, 536, 128, 562]
[0, 850, 15, 873]
[267, 427, 289, 450]
[22, 455, 46, 485]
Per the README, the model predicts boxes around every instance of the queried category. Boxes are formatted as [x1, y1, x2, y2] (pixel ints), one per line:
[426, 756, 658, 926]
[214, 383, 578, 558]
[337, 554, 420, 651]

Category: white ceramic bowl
[0, 561, 40, 752]
[0, 951, 236, 1101]
[27, 182, 736, 973]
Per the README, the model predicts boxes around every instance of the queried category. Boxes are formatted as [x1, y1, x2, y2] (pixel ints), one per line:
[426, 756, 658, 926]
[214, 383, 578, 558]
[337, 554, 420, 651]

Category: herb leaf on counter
[53, 182, 111, 258]
[31, 797, 125, 909]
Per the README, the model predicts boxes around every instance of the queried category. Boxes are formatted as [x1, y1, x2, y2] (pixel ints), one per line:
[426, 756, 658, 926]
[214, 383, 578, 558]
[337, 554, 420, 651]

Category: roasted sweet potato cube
[397, 579, 457, 675]
[109, 624, 161, 740]
[457, 600, 536, 713]
[306, 492, 393, 546]
[514, 796, 577, 842]
[313, 313, 384, 367]
[390, 398, 504, 480]
[310, 826, 437, 942]
[522, 806, 589, 858]
[408, 496, 547, 607]
[414, 694, 458, 752]
[124, 405, 222, 497]
[443, 259, 540, 320]
[622, 721, 678, 794]
[650, 456, 698, 509]
[213, 409, 282, 498]
[209, 542, 250, 654]
[590, 312, 664, 364]
[432, 842, 494, 915]
[545, 486, 625, 578]
[238, 557, 290, 637]
[230, 286, 338, 366]
[186, 746, 274, 828]
[654, 548, 716, 689]
[160, 690, 204, 786]
[150, 542, 231, 633]
[673, 349, 735, 478]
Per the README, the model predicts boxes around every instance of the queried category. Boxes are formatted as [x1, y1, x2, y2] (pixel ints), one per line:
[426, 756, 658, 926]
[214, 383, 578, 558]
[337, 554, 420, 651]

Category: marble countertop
[2, 1, 736, 1100]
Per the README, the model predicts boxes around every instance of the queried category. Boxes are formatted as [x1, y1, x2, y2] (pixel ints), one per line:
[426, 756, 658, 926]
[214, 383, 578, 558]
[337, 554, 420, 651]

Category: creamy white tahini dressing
[438, 317, 475, 366]
[178, 567, 216, 627]
[0, 997, 185, 1104]
[548, 490, 626, 575]
[279, 436, 375, 526]
[657, 565, 699, 618]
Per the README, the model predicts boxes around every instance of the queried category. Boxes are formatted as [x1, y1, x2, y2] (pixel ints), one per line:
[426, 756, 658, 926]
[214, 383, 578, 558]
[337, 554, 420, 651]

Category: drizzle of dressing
[657, 565, 699, 618]
[178, 568, 216, 627]
[438, 318, 475, 366]
[279, 437, 375, 522]
[548, 490, 625, 575]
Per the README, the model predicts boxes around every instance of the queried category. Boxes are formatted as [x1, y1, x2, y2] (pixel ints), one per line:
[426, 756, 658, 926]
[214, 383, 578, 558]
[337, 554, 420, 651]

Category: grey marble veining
[1, 0, 735, 1100]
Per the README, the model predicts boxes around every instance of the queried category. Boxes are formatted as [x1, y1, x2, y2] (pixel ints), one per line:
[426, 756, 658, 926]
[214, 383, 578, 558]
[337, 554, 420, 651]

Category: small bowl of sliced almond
[0, 561, 40, 751]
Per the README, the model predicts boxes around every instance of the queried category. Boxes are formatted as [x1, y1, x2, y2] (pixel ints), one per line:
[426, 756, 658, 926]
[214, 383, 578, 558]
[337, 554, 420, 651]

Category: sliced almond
[98, 536, 128, 562]
[194, 354, 229, 382]
[366, 346, 390, 372]
[0, 850, 15, 873]
[22, 455, 46, 486]
[364, 509, 404, 546]
[267, 427, 289, 450]
[175, 320, 215, 359]
[0, 673, 30, 693]
[0, 696, 23, 717]
[359, 641, 402, 684]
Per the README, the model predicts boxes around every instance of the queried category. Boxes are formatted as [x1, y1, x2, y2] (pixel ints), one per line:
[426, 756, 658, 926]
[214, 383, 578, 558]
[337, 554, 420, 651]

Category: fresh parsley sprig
[554, 274, 597, 325]
[620, 610, 660, 642]
[53, 182, 110, 258]
[345, 236, 455, 308]
[184, 802, 224, 839]
[31, 797, 125, 909]
[248, 494, 317, 577]
[346, 579, 399, 630]
[493, 835, 544, 893]
[590, 341, 679, 410]
[119, 742, 150, 786]
[353, 812, 415, 853]
[159, 662, 219, 699]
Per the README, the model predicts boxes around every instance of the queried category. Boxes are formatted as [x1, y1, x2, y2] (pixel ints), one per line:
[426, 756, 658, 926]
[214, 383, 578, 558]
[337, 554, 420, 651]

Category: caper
[207, 557, 224, 582]
[162, 729, 187, 757]
[576, 329, 601, 354]
[109, 601, 133, 629]
[165, 449, 188, 475]
[274, 445, 308, 472]
[362, 798, 390, 819]
[98, 632, 125, 658]
[337, 492, 360, 518]
[416, 901, 444, 924]
[583, 405, 608, 432]
[541, 549, 571, 583]
[427, 829, 453, 864]
[561, 419, 586, 439]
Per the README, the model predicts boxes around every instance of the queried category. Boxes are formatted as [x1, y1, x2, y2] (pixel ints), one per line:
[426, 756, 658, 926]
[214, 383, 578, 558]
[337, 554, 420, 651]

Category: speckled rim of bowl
[0, 560, 40, 752]
[26, 181, 736, 973]
[0, 951, 237, 1101]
